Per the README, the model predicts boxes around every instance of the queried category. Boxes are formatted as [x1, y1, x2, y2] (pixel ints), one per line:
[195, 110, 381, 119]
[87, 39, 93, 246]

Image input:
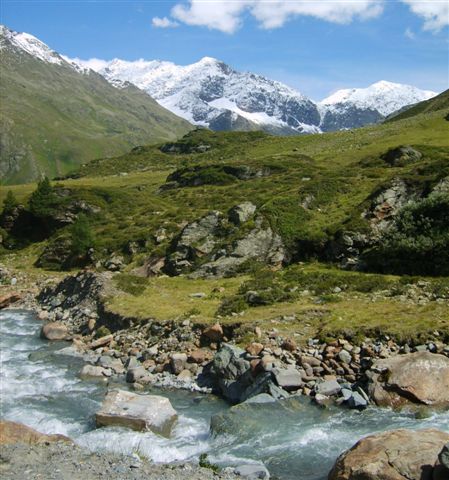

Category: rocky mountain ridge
[75, 55, 437, 134]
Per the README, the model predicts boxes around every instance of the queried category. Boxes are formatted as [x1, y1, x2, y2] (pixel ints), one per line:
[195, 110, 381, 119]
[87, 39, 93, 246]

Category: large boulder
[0, 293, 22, 309]
[95, 389, 177, 437]
[328, 428, 449, 480]
[367, 352, 449, 408]
[0, 420, 72, 445]
[40, 322, 69, 341]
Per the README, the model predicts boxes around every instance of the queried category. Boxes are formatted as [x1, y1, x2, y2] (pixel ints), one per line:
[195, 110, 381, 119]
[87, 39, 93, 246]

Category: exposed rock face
[95, 389, 177, 437]
[0, 420, 72, 445]
[40, 322, 69, 341]
[367, 352, 449, 407]
[328, 428, 449, 480]
[381, 146, 422, 167]
[164, 204, 286, 278]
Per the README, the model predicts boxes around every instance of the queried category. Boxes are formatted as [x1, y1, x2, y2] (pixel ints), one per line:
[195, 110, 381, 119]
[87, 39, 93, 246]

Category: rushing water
[1, 309, 449, 479]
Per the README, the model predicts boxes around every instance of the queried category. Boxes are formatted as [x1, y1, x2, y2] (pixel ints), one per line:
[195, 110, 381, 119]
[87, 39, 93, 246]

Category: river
[1, 309, 448, 479]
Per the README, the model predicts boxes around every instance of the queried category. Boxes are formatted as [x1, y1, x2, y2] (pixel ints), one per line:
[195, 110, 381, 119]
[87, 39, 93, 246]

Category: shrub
[114, 274, 148, 296]
[70, 214, 94, 257]
[2, 190, 18, 215]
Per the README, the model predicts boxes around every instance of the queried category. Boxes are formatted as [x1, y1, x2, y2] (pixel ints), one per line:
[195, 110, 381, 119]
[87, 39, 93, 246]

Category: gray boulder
[234, 464, 270, 479]
[315, 379, 341, 397]
[272, 368, 303, 391]
[228, 202, 257, 225]
[95, 389, 177, 437]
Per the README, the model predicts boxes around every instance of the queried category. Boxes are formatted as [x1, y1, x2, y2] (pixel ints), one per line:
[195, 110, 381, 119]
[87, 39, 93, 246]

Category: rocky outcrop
[367, 352, 449, 408]
[0, 420, 72, 445]
[328, 428, 449, 480]
[381, 145, 422, 167]
[164, 203, 286, 278]
[95, 389, 178, 437]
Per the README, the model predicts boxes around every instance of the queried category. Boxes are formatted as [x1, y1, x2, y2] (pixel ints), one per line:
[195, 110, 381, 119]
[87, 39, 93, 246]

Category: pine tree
[2, 190, 18, 215]
[70, 214, 94, 257]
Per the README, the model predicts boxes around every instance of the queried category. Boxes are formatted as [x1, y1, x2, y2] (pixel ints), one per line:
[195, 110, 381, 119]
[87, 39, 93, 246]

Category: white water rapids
[1, 309, 448, 479]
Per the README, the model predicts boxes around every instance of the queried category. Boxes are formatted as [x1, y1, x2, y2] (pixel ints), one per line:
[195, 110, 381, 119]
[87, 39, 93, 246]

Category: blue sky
[2, 0, 448, 99]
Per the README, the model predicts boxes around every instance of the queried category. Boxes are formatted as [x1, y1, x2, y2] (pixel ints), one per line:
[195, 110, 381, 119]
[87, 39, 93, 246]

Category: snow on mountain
[85, 56, 321, 134]
[321, 80, 437, 117]
[0, 25, 64, 65]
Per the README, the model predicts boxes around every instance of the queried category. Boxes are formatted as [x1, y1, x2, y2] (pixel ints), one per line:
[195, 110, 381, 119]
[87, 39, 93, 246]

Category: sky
[1, 0, 448, 100]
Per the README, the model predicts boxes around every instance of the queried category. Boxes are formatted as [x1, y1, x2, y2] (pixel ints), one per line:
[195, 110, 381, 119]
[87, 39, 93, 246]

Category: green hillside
[0, 31, 192, 185]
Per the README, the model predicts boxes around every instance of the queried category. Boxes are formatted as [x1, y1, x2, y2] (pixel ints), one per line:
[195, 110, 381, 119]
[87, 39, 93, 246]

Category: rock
[126, 366, 150, 384]
[272, 368, 303, 391]
[79, 365, 109, 379]
[338, 350, 352, 364]
[347, 391, 368, 409]
[368, 352, 449, 407]
[104, 255, 124, 272]
[234, 464, 270, 479]
[0, 420, 72, 445]
[243, 393, 277, 404]
[95, 389, 177, 437]
[188, 349, 210, 364]
[0, 293, 22, 309]
[228, 202, 257, 225]
[439, 443, 449, 470]
[90, 334, 114, 349]
[40, 322, 68, 341]
[328, 428, 449, 480]
[171, 353, 188, 375]
[315, 379, 341, 397]
[281, 338, 297, 352]
[246, 342, 264, 356]
[177, 369, 192, 381]
[203, 322, 224, 341]
[381, 145, 422, 167]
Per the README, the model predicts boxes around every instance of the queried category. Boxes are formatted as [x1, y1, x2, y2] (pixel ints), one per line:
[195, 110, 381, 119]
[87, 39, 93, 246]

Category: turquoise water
[1, 309, 448, 479]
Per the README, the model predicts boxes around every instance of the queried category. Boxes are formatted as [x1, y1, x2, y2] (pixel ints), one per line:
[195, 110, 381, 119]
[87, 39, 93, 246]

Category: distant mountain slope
[385, 89, 449, 122]
[76, 56, 437, 134]
[0, 25, 192, 185]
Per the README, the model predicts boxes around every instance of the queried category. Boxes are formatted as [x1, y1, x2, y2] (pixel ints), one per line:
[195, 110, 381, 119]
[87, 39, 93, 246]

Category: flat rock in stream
[95, 389, 178, 437]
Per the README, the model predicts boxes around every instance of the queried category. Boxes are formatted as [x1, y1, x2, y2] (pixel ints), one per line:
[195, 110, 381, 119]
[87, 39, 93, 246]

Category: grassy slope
[0, 46, 192, 185]
[2, 107, 448, 343]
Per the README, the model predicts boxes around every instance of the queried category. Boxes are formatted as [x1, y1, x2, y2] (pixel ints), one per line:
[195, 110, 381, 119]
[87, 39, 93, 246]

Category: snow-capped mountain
[321, 80, 437, 117]
[94, 56, 321, 134]
[75, 56, 438, 134]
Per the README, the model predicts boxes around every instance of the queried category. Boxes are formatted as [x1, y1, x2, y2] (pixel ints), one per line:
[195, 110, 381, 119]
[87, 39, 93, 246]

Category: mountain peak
[0, 24, 63, 65]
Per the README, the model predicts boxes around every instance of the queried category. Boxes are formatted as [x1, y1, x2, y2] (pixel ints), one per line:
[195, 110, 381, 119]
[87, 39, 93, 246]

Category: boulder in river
[95, 389, 177, 437]
[40, 322, 68, 341]
[367, 352, 449, 408]
[0, 420, 72, 445]
[234, 463, 270, 479]
[328, 428, 449, 480]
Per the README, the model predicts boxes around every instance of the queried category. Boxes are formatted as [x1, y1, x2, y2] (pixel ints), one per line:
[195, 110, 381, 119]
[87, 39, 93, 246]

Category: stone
[90, 334, 113, 349]
[95, 389, 177, 437]
[439, 443, 449, 470]
[79, 365, 108, 379]
[243, 393, 277, 404]
[0, 293, 22, 309]
[281, 338, 297, 352]
[234, 464, 270, 479]
[170, 353, 188, 375]
[347, 391, 368, 409]
[315, 379, 341, 397]
[203, 322, 224, 341]
[40, 322, 68, 341]
[381, 145, 422, 167]
[246, 342, 264, 356]
[272, 368, 303, 391]
[228, 202, 257, 225]
[368, 352, 449, 407]
[338, 350, 352, 364]
[188, 349, 210, 364]
[328, 428, 449, 480]
[177, 369, 192, 381]
[126, 366, 149, 383]
[0, 420, 72, 445]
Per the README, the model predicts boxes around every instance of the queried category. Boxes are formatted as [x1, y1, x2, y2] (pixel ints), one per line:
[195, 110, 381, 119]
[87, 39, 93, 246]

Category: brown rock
[369, 352, 449, 408]
[0, 420, 72, 445]
[328, 428, 449, 480]
[246, 342, 264, 356]
[282, 338, 297, 352]
[203, 322, 223, 341]
[40, 322, 68, 341]
[0, 293, 22, 309]
[90, 334, 113, 349]
[188, 349, 211, 364]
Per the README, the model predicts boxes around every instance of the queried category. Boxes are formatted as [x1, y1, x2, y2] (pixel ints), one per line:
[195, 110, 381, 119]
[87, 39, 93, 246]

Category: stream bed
[1, 309, 449, 480]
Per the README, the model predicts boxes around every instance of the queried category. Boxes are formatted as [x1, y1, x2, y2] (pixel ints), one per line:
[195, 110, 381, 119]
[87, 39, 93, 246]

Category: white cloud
[62, 56, 109, 72]
[152, 16, 179, 28]
[400, 0, 449, 32]
[404, 27, 416, 39]
[170, 0, 385, 33]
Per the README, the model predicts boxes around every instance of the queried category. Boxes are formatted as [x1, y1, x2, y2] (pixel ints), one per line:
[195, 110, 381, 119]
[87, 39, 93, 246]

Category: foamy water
[1, 309, 448, 480]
